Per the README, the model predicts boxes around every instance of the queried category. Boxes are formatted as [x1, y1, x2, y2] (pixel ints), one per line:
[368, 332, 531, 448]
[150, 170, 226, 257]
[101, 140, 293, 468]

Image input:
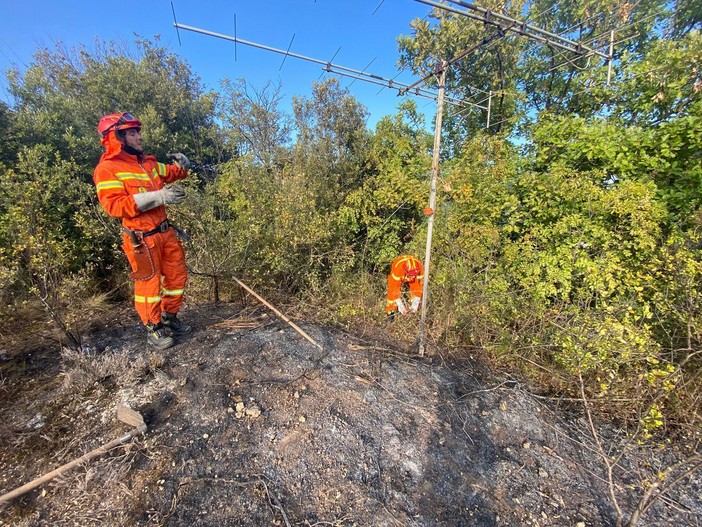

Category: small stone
[523, 442, 531, 449]
[245, 405, 262, 418]
[299, 415, 306, 423]
[203, 433, 209, 440]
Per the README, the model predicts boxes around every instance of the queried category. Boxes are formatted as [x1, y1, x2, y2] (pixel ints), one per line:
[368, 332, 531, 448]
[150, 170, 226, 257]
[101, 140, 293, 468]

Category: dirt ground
[0, 301, 700, 526]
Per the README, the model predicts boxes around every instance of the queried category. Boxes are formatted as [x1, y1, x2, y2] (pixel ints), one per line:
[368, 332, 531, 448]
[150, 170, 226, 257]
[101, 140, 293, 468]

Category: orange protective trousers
[123, 228, 187, 325]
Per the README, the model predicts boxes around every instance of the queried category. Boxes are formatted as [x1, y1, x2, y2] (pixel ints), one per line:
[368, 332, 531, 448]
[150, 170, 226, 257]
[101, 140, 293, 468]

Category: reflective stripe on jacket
[93, 130, 188, 232]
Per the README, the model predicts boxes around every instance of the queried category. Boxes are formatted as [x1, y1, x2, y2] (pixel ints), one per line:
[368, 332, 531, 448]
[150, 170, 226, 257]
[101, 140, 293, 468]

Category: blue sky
[0, 0, 436, 129]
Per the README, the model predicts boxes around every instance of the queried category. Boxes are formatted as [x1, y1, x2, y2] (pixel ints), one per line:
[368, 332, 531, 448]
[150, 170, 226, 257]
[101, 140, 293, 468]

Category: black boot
[161, 312, 192, 336]
[146, 322, 175, 350]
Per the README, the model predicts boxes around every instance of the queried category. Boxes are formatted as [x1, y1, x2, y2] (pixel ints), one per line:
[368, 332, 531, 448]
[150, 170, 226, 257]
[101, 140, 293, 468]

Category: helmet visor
[116, 113, 136, 124]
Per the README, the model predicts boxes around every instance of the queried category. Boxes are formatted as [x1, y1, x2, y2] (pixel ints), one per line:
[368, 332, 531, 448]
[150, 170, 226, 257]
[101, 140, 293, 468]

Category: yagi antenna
[171, 22, 488, 111]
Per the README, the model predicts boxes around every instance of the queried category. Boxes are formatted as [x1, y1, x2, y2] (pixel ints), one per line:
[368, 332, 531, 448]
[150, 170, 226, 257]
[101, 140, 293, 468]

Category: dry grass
[0, 293, 122, 355]
[60, 347, 150, 393]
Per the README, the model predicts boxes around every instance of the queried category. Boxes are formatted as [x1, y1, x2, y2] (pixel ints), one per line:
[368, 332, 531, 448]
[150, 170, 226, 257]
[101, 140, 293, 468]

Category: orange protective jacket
[93, 131, 189, 326]
[386, 255, 424, 313]
[93, 131, 187, 231]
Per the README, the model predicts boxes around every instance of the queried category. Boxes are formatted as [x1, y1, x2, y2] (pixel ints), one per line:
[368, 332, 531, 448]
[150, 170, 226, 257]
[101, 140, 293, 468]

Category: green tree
[0, 102, 19, 166]
[339, 100, 433, 270]
[423, 132, 517, 347]
[217, 78, 292, 172]
[0, 145, 99, 347]
[398, 0, 523, 144]
[292, 78, 371, 209]
[6, 37, 223, 170]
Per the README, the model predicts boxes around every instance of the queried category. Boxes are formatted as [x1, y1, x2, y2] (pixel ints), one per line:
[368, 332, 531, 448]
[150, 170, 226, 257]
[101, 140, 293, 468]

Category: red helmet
[98, 112, 142, 137]
[404, 263, 420, 278]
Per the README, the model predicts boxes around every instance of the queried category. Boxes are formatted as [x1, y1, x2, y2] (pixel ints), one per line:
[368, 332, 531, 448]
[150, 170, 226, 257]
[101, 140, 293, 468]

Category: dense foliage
[0, 2, 700, 447]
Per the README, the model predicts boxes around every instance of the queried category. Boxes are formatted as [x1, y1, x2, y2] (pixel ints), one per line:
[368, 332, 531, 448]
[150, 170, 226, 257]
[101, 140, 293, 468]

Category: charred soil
[0, 302, 700, 526]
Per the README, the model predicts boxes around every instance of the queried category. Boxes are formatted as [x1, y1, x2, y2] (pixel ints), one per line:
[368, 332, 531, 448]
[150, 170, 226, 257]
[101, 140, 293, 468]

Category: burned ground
[0, 302, 700, 526]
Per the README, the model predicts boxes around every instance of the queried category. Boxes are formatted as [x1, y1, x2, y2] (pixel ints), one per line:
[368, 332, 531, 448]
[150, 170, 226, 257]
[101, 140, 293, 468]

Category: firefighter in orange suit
[93, 112, 192, 350]
[386, 255, 424, 321]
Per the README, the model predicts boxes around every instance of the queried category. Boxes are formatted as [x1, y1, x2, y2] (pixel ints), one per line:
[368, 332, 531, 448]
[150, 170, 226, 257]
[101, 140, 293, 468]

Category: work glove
[167, 152, 191, 170]
[396, 298, 408, 315]
[161, 185, 186, 204]
[410, 296, 421, 313]
[133, 186, 186, 212]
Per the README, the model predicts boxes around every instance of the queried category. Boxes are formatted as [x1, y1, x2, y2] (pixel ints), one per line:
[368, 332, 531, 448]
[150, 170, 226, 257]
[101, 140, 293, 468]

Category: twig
[259, 478, 292, 527]
[304, 518, 351, 526]
[159, 474, 292, 527]
[579, 371, 624, 527]
[626, 454, 702, 527]
[452, 380, 515, 401]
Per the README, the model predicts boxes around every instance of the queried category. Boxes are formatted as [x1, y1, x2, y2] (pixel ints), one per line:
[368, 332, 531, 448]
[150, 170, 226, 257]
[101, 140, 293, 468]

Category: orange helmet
[98, 112, 142, 137]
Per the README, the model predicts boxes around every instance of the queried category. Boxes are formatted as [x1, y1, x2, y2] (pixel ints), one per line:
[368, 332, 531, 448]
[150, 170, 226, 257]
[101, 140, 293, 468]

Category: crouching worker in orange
[386, 255, 424, 322]
[93, 112, 192, 350]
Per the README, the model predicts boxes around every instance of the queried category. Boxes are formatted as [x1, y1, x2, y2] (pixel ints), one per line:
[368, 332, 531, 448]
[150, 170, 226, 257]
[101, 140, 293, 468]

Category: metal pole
[450, 0, 598, 51]
[486, 90, 492, 128]
[606, 30, 615, 85]
[418, 61, 447, 356]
